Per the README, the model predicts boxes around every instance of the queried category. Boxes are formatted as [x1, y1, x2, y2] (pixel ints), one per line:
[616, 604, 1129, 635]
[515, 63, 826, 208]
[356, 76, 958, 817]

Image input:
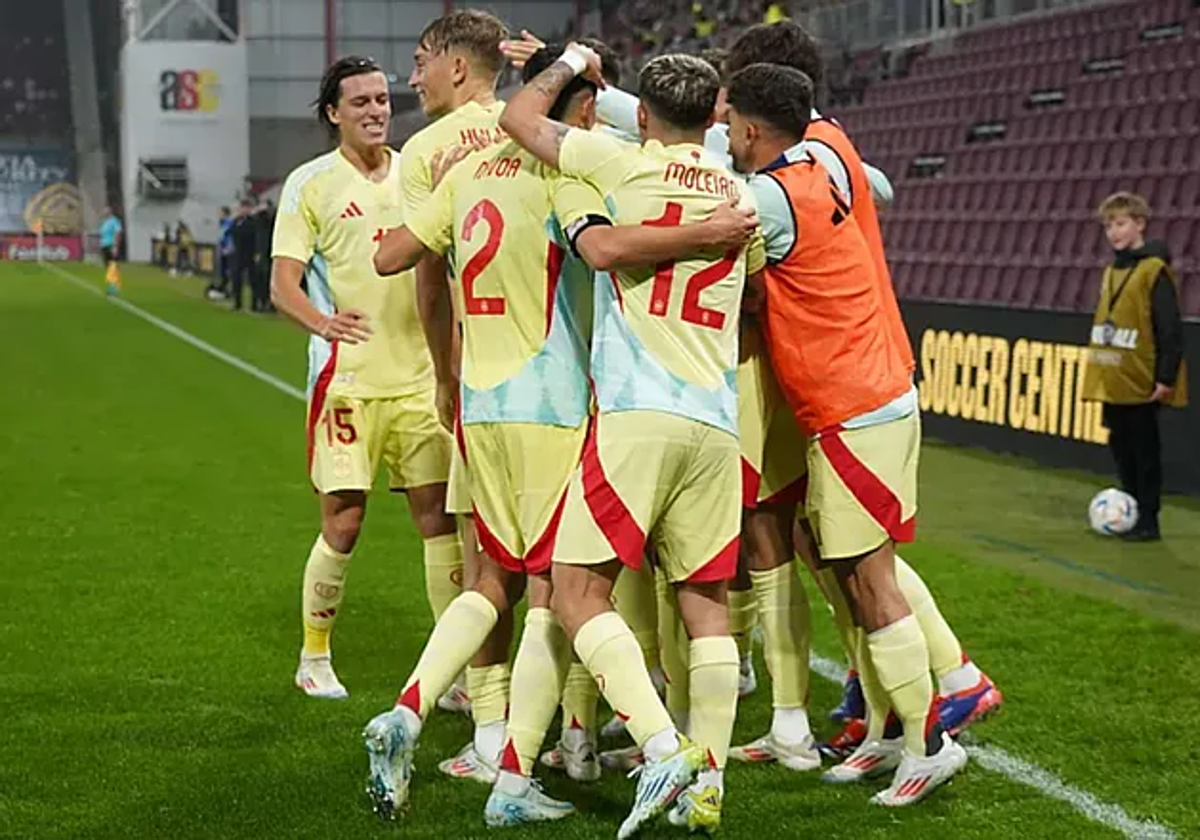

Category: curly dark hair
[725, 63, 814, 140]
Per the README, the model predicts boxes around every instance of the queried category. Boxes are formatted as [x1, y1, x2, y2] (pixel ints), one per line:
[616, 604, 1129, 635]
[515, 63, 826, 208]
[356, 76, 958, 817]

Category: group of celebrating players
[269, 10, 1004, 837]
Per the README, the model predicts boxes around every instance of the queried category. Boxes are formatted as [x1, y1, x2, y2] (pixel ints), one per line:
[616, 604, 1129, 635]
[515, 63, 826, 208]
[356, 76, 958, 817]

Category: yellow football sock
[424, 533, 464, 621]
[895, 556, 963, 679]
[501, 609, 571, 776]
[656, 571, 690, 726]
[728, 587, 757, 660]
[301, 534, 352, 657]
[561, 660, 598, 731]
[749, 563, 811, 710]
[819, 567, 859, 669]
[868, 615, 935, 756]
[855, 627, 893, 741]
[575, 611, 674, 748]
[688, 636, 739, 769]
[398, 591, 498, 720]
[613, 564, 660, 672]
[467, 662, 510, 728]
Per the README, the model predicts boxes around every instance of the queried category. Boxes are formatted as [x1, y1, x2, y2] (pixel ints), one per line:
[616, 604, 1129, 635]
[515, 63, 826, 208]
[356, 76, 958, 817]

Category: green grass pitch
[2, 260, 1199, 839]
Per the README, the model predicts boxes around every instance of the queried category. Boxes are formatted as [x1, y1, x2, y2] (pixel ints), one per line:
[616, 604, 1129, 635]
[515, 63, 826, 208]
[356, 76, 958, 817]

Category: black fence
[903, 301, 1200, 495]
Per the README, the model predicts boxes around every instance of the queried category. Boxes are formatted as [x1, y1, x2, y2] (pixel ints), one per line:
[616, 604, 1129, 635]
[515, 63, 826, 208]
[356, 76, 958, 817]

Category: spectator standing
[1082, 192, 1188, 542]
[252, 199, 275, 312]
[98, 205, 123, 297]
[208, 206, 234, 300]
[174, 220, 194, 275]
[230, 199, 257, 311]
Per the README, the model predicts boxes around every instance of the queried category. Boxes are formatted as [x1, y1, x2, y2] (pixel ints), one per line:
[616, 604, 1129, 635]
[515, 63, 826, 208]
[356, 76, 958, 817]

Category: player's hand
[431, 146, 469, 187]
[500, 30, 546, 68]
[1150, 382, 1174, 403]
[564, 42, 606, 88]
[317, 309, 372, 345]
[705, 198, 758, 250]
[435, 376, 459, 433]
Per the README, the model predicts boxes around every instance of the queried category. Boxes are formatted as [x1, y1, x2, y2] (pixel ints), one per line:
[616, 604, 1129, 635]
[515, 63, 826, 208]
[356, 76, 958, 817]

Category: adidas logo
[340, 202, 365, 219]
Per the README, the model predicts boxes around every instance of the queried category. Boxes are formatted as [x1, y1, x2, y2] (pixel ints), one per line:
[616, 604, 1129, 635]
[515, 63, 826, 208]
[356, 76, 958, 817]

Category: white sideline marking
[811, 654, 1177, 840]
[42, 263, 306, 401]
[45, 262, 1178, 840]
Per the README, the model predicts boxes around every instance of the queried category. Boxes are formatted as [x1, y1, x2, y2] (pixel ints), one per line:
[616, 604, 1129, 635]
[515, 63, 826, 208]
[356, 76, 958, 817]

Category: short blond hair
[1098, 191, 1151, 222]
[419, 9, 507, 77]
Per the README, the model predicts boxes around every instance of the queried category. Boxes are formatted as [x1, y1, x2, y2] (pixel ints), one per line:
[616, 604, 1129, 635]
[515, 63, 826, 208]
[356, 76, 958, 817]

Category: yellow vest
[1081, 256, 1188, 407]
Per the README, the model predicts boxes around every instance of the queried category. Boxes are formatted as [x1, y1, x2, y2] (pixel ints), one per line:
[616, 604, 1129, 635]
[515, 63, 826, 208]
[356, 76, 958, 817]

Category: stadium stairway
[832, 0, 1200, 318]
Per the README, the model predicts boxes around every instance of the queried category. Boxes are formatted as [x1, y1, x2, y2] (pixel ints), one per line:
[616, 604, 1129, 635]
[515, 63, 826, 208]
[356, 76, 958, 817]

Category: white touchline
[46, 262, 1179, 840]
[42, 263, 306, 402]
[811, 654, 1177, 840]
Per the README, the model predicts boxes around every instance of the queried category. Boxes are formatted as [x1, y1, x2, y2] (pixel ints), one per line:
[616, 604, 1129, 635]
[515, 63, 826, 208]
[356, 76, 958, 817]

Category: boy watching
[1082, 192, 1188, 541]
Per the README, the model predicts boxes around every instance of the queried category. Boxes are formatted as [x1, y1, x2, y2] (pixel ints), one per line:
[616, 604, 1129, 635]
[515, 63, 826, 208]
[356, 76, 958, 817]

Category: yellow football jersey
[557, 129, 766, 435]
[399, 100, 508, 220]
[407, 141, 606, 428]
[273, 148, 432, 399]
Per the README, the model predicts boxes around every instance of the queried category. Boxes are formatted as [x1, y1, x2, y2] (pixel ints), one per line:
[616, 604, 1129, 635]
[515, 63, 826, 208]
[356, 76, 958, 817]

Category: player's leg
[363, 547, 525, 820]
[660, 424, 741, 835]
[387, 391, 472, 714]
[595, 563, 664, 743]
[811, 414, 967, 806]
[297, 395, 382, 699]
[728, 563, 758, 695]
[895, 556, 1002, 734]
[730, 501, 820, 771]
[550, 413, 707, 837]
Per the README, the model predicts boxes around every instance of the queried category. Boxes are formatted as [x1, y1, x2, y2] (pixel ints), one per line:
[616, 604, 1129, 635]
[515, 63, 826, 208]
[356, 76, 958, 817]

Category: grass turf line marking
[973, 534, 1172, 596]
[42, 263, 306, 402]
[810, 654, 1177, 840]
[46, 261, 1178, 840]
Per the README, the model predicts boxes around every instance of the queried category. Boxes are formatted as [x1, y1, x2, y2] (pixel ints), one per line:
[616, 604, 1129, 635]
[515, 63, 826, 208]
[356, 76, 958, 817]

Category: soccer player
[723, 21, 1002, 745]
[400, 8, 516, 760]
[726, 62, 968, 806]
[502, 47, 767, 835]
[270, 57, 458, 701]
[361, 44, 759, 825]
[98, 207, 123, 296]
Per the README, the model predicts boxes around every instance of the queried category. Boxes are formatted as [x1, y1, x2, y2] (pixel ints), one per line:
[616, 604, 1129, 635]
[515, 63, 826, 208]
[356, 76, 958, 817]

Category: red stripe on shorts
[687, 534, 739, 583]
[581, 416, 646, 569]
[761, 474, 807, 508]
[740, 457, 761, 510]
[545, 242, 564, 338]
[524, 488, 569, 576]
[817, 427, 915, 543]
[305, 341, 339, 474]
[473, 504, 524, 574]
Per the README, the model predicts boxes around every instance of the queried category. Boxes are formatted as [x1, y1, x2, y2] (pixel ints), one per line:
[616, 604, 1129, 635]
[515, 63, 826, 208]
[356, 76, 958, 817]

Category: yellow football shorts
[445, 415, 473, 515]
[806, 411, 920, 561]
[463, 420, 587, 575]
[307, 389, 451, 494]
[738, 324, 809, 510]
[553, 411, 741, 584]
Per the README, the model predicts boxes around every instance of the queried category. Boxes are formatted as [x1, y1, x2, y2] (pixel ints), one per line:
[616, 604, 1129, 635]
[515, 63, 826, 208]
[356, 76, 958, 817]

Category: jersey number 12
[642, 201, 735, 330]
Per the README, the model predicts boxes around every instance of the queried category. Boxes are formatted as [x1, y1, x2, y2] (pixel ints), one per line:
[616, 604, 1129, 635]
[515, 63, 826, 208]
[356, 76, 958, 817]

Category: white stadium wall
[119, 41, 250, 262]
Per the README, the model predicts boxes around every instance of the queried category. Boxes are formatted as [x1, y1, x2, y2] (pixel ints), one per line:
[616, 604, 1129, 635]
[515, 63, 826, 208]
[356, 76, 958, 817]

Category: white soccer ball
[1088, 488, 1139, 536]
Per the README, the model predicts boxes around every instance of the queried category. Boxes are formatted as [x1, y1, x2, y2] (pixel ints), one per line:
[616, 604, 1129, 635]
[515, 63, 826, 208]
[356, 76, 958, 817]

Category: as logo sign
[159, 69, 220, 113]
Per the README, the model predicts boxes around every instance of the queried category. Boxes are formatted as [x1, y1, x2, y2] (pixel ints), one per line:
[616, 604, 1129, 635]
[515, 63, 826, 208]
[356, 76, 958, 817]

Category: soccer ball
[1088, 488, 1138, 536]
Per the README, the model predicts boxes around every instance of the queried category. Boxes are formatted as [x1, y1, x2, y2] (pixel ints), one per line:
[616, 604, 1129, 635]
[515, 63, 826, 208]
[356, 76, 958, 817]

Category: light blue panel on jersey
[305, 252, 335, 398]
[590, 271, 739, 435]
[461, 225, 592, 428]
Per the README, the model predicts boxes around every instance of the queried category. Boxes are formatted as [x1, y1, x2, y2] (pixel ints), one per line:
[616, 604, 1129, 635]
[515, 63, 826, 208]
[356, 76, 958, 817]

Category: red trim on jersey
[581, 417, 645, 569]
[398, 681, 421, 715]
[473, 504, 524, 574]
[687, 534, 739, 583]
[545, 241, 565, 338]
[741, 456, 761, 510]
[306, 341, 339, 475]
[524, 487, 570, 576]
[608, 272, 624, 311]
[817, 426, 915, 544]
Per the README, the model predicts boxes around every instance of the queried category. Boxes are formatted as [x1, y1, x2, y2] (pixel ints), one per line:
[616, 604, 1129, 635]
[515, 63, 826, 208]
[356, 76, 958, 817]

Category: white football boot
[822, 737, 904, 784]
[438, 742, 498, 784]
[729, 733, 822, 771]
[294, 653, 348, 699]
[871, 733, 969, 807]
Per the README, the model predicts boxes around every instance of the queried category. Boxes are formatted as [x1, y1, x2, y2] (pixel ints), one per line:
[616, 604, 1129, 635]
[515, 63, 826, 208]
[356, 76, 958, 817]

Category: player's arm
[373, 227, 429, 276]
[499, 44, 606, 170]
[864, 162, 894, 212]
[270, 176, 371, 344]
[570, 198, 758, 271]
